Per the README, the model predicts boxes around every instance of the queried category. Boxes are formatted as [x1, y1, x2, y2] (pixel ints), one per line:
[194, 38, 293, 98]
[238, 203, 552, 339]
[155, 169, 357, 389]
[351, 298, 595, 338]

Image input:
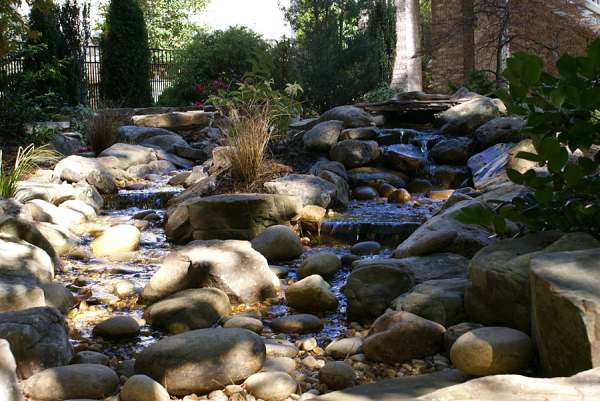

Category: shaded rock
[319, 361, 355, 390]
[92, 316, 140, 339]
[59, 199, 97, 220]
[325, 337, 363, 359]
[50, 132, 83, 156]
[474, 116, 526, 150]
[53, 155, 117, 194]
[388, 188, 412, 203]
[251, 225, 303, 262]
[450, 326, 533, 376]
[383, 144, 426, 173]
[23, 364, 119, 401]
[351, 241, 381, 255]
[135, 328, 265, 395]
[40, 282, 74, 313]
[99, 143, 156, 170]
[142, 240, 280, 305]
[245, 371, 297, 401]
[330, 140, 381, 168]
[348, 167, 407, 188]
[437, 97, 502, 135]
[265, 174, 338, 209]
[406, 178, 433, 194]
[26, 199, 86, 228]
[318, 169, 351, 207]
[120, 374, 170, 401]
[118, 125, 179, 143]
[145, 288, 231, 333]
[427, 165, 471, 189]
[0, 216, 59, 267]
[0, 339, 23, 401]
[271, 314, 323, 334]
[223, 316, 263, 333]
[286, 275, 338, 313]
[353, 186, 379, 200]
[140, 134, 189, 153]
[90, 224, 140, 257]
[303, 121, 344, 152]
[35, 221, 78, 256]
[0, 282, 45, 313]
[72, 350, 109, 365]
[319, 106, 375, 128]
[363, 311, 445, 364]
[340, 127, 379, 141]
[299, 253, 341, 279]
[430, 137, 473, 165]
[310, 160, 348, 181]
[264, 338, 299, 358]
[0, 235, 55, 286]
[443, 322, 484, 353]
[154, 148, 194, 169]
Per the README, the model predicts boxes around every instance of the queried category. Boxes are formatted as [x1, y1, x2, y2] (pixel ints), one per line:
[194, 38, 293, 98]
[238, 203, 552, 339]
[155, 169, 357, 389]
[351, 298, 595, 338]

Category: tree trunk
[391, 0, 422, 92]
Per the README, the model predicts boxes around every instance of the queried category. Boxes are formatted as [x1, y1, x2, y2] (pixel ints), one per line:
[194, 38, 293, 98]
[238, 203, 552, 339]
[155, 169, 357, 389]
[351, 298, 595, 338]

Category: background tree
[100, 0, 153, 107]
[391, 0, 422, 92]
[366, 0, 396, 86]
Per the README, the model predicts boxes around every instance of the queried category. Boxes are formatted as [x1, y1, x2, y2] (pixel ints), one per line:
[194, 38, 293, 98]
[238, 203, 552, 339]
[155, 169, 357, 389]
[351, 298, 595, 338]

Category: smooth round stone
[223, 316, 264, 333]
[285, 275, 338, 313]
[353, 186, 379, 200]
[72, 351, 109, 366]
[264, 339, 299, 358]
[325, 337, 364, 359]
[378, 183, 397, 198]
[245, 371, 297, 401]
[271, 314, 323, 334]
[251, 225, 304, 262]
[299, 253, 341, 279]
[341, 254, 360, 266]
[444, 322, 484, 353]
[319, 361, 356, 390]
[406, 178, 433, 194]
[91, 224, 141, 257]
[351, 241, 381, 255]
[92, 316, 140, 339]
[117, 359, 136, 378]
[113, 279, 137, 298]
[120, 374, 170, 401]
[388, 188, 412, 204]
[450, 327, 533, 376]
[262, 357, 297, 374]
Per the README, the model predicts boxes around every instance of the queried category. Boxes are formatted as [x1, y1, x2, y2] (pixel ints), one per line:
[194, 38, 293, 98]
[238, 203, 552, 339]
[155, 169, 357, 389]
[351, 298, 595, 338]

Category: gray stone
[303, 120, 344, 152]
[443, 322, 484, 353]
[132, 110, 214, 129]
[245, 371, 297, 401]
[264, 174, 338, 209]
[340, 127, 379, 141]
[99, 143, 156, 170]
[319, 106, 375, 128]
[325, 337, 364, 359]
[351, 241, 381, 255]
[383, 144, 426, 173]
[430, 137, 473, 165]
[299, 253, 341, 279]
[348, 167, 407, 188]
[59, 199, 97, 220]
[140, 134, 189, 153]
[286, 275, 338, 313]
[118, 125, 179, 143]
[120, 374, 170, 401]
[310, 160, 348, 181]
[319, 361, 355, 390]
[41, 282, 74, 313]
[318, 169, 351, 207]
[474, 116, 526, 150]
[154, 148, 194, 169]
[353, 186, 379, 200]
[223, 316, 264, 333]
[262, 357, 296, 374]
[330, 140, 381, 168]
[50, 132, 83, 156]
[251, 225, 303, 261]
[135, 328, 265, 395]
[53, 155, 116, 194]
[437, 97, 502, 135]
[26, 199, 86, 228]
[72, 351, 109, 365]
[264, 338, 299, 358]
[0, 339, 24, 401]
[93, 316, 140, 339]
[271, 314, 323, 334]
[0, 216, 60, 267]
[14, 181, 103, 209]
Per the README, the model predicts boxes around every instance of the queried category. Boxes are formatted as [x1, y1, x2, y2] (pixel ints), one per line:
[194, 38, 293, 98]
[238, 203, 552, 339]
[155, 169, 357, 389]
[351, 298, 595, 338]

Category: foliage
[0, 0, 52, 57]
[84, 112, 122, 155]
[138, 0, 207, 49]
[361, 83, 396, 103]
[366, 0, 396, 86]
[158, 26, 272, 107]
[449, 70, 497, 96]
[100, 0, 153, 107]
[0, 144, 58, 198]
[269, 37, 300, 91]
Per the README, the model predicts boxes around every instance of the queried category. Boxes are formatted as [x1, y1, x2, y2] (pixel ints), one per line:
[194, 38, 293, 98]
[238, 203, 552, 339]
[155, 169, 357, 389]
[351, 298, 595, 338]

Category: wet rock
[303, 121, 344, 152]
[145, 288, 231, 333]
[406, 178, 433, 194]
[341, 254, 360, 266]
[14, 181, 103, 209]
[142, 240, 280, 304]
[120, 374, 170, 401]
[391, 278, 469, 326]
[99, 143, 156, 170]
[299, 205, 328, 221]
[325, 337, 363, 359]
[113, 279, 137, 298]
[383, 144, 426, 173]
[72, 351, 110, 366]
[174, 145, 207, 161]
[93, 316, 140, 339]
[348, 167, 407, 188]
[319, 361, 355, 390]
[251, 225, 303, 262]
[90, 224, 141, 257]
[223, 316, 263, 333]
[41, 282, 74, 313]
[427, 165, 471, 189]
[353, 186, 379, 200]
[330, 140, 381, 168]
[299, 253, 341, 279]
[437, 97, 502, 135]
[378, 183, 397, 197]
[117, 359, 136, 378]
[271, 314, 323, 334]
[135, 328, 265, 395]
[450, 327, 533, 376]
[264, 339, 299, 358]
[319, 106, 375, 128]
[474, 116, 525, 150]
[318, 169, 351, 207]
[0, 307, 73, 378]
[264, 174, 338, 209]
[188, 194, 301, 241]
[245, 371, 297, 401]
[270, 265, 290, 278]
[430, 137, 473, 165]
[154, 148, 194, 169]
[0, 339, 24, 401]
[118, 125, 179, 143]
[351, 241, 381, 255]
[364, 311, 445, 364]
[444, 322, 484, 353]
[340, 127, 379, 141]
[53, 155, 117, 194]
[286, 275, 338, 313]
[310, 160, 348, 181]
[132, 110, 214, 129]
[23, 364, 119, 401]
[388, 188, 412, 203]
[127, 160, 177, 178]
[262, 357, 297, 374]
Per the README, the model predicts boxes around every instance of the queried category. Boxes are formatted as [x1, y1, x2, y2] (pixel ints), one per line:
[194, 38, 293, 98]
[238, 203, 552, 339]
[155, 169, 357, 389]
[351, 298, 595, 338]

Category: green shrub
[100, 0, 153, 107]
[362, 84, 396, 103]
[158, 27, 273, 106]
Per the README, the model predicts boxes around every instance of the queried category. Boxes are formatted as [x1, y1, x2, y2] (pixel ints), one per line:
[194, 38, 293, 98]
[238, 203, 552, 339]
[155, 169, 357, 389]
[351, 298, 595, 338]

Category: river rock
[145, 288, 231, 333]
[450, 327, 533, 376]
[53, 155, 117, 194]
[120, 374, 170, 401]
[90, 224, 141, 257]
[363, 311, 445, 364]
[14, 181, 103, 210]
[135, 328, 265, 395]
[340, 127, 379, 140]
[142, 240, 280, 304]
[299, 253, 341, 279]
[92, 316, 140, 339]
[353, 186, 379, 200]
[35, 221, 79, 256]
[245, 371, 297, 401]
[319, 361, 355, 390]
[430, 137, 473, 165]
[26, 198, 86, 228]
[0, 281, 45, 313]
[325, 337, 363, 359]
[223, 316, 264, 333]
[127, 160, 177, 178]
[40, 282, 74, 313]
[318, 169, 351, 207]
[23, 364, 119, 401]
[330, 140, 381, 168]
[132, 110, 214, 129]
[59, 199, 97, 220]
[264, 338, 299, 358]
[310, 160, 348, 181]
[271, 314, 323, 334]
[118, 125, 179, 143]
[188, 194, 301, 241]
[437, 96, 502, 135]
[348, 167, 407, 188]
[303, 121, 344, 152]
[474, 116, 525, 150]
[319, 105, 375, 128]
[391, 278, 469, 326]
[262, 357, 297, 374]
[351, 241, 381, 255]
[465, 231, 599, 333]
[264, 174, 338, 209]
[140, 134, 189, 153]
[443, 322, 485, 353]
[286, 275, 338, 313]
[0, 307, 73, 378]
[0, 224, 57, 281]
[388, 188, 412, 203]
[383, 144, 426, 173]
[0, 339, 23, 401]
[251, 225, 303, 261]
[531, 248, 600, 377]
[99, 143, 156, 170]
[72, 350, 110, 365]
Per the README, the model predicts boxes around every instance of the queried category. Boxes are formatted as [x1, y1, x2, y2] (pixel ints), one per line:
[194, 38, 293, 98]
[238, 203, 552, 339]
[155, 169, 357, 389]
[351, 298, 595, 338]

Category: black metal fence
[1, 45, 178, 109]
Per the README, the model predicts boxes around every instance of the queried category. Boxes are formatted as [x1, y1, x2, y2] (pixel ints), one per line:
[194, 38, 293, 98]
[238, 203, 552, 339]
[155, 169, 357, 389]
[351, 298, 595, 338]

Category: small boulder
[388, 188, 412, 204]
[325, 337, 363, 359]
[99, 143, 156, 170]
[303, 121, 344, 152]
[223, 316, 264, 333]
[330, 140, 381, 168]
[430, 137, 473, 165]
[286, 275, 338, 313]
[444, 322, 485, 353]
[251, 225, 303, 262]
[319, 361, 355, 390]
[319, 105, 375, 128]
[271, 314, 323, 334]
[437, 96, 502, 135]
[53, 155, 117, 194]
[262, 357, 297, 374]
[299, 253, 341, 279]
[353, 186, 379, 200]
[351, 241, 381, 255]
[90, 225, 140, 257]
[245, 371, 297, 401]
[120, 374, 170, 401]
[264, 174, 338, 209]
[474, 116, 525, 150]
[93, 316, 140, 339]
[383, 144, 426, 173]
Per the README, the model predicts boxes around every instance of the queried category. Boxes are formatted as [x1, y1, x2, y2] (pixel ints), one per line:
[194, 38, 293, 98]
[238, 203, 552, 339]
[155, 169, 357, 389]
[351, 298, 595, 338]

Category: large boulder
[264, 174, 338, 209]
[53, 155, 117, 194]
[132, 110, 214, 129]
[383, 144, 426, 174]
[285, 275, 338, 313]
[99, 143, 156, 170]
[329, 140, 381, 169]
[90, 224, 141, 257]
[0, 216, 60, 265]
[430, 137, 474, 165]
[319, 105, 375, 128]
[391, 278, 469, 327]
[25, 199, 86, 228]
[251, 225, 303, 262]
[14, 181, 103, 210]
[187, 194, 301, 241]
[437, 96, 503, 135]
[303, 120, 344, 152]
[141, 240, 280, 304]
[363, 311, 445, 364]
[144, 288, 231, 333]
[0, 307, 73, 379]
[0, 339, 23, 401]
[0, 235, 55, 284]
[135, 328, 265, 395]
[531, 248, 600, 377]
[465, 232, 599, 333]
[474, 116, 526, 150]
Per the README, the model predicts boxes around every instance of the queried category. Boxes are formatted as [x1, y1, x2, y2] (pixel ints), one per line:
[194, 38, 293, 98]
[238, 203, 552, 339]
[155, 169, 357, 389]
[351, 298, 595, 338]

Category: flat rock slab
[132, 111, 215, 129]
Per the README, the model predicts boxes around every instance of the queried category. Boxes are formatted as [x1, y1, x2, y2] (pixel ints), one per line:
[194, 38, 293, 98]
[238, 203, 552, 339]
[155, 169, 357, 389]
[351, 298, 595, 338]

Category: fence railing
[0, 45, 178, 109]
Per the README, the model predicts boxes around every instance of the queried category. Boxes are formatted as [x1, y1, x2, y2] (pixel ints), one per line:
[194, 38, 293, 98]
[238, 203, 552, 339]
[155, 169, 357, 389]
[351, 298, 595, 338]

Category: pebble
[299, 337, 318, 351]
[262, 357, 297, 374]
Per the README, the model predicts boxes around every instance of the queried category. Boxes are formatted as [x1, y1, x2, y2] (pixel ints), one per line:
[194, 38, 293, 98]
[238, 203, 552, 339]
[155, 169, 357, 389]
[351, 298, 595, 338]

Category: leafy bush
[362, 84, 396, 103]
[0, 145, 58, 198]
[84, 112, 122, 155]
[100, 0, 153, 107]
[158, 27, 273, 106]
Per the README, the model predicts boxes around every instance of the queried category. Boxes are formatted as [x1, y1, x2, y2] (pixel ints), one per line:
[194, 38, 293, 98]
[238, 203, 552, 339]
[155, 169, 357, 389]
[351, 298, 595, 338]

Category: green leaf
[564, 164, 585, 187]
[549, 88, 566, 108]
[556, 54, 578, 78]
[507, 168, 524, 184]
[535, 189, 553, 206]
[516, 151, 540, 162]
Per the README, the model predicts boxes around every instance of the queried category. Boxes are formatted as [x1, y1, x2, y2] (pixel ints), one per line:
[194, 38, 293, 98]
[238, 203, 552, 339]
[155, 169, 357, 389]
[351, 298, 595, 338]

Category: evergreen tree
[100, 0, 153, 107]
[366, 0, 396, 86]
